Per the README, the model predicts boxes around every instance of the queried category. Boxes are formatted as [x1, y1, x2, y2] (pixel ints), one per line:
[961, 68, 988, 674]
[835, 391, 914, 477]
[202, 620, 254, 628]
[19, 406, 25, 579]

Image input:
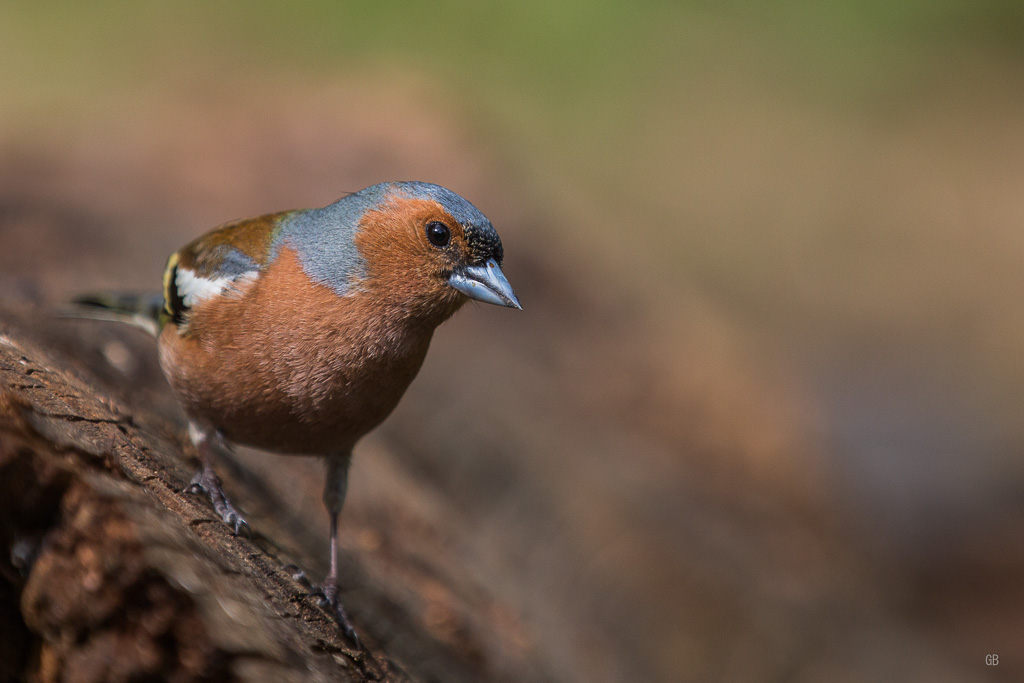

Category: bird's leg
[184, 422, 250, 536]
[319, 452, 360, 646]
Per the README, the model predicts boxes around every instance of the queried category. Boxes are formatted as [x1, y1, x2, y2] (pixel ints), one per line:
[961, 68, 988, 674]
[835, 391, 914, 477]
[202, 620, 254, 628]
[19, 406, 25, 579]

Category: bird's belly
[213, 374, 408, 455]
[159, 326, 431, 455]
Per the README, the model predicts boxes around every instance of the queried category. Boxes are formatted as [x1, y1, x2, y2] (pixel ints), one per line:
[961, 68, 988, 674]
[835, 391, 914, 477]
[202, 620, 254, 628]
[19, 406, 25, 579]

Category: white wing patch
[175, 268, 257, 308]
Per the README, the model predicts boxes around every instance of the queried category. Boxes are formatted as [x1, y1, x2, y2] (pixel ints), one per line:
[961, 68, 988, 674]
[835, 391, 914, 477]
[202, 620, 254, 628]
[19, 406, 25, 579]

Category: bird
[72, 181, 521, 644]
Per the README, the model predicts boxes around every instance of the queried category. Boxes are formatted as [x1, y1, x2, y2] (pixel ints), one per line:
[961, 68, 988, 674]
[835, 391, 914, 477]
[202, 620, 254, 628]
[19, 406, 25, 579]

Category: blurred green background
[2, 2, 1023, 682]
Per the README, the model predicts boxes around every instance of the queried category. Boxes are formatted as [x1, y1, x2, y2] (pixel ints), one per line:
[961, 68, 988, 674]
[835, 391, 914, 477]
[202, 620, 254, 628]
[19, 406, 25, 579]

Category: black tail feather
[65, 292, 165, 337]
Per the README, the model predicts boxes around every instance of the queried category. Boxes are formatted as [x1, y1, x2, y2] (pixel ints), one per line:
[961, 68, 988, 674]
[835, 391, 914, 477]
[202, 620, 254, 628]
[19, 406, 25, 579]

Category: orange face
[353, 195, 519, 319]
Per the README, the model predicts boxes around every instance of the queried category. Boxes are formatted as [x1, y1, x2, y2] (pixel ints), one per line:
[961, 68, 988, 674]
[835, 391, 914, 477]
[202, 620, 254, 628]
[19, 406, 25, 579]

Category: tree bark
[0, 310, 534, 683]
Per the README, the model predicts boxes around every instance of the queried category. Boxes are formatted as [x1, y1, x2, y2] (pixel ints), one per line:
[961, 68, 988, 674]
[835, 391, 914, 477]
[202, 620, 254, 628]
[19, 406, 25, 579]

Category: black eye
[426, 221, 451, 247]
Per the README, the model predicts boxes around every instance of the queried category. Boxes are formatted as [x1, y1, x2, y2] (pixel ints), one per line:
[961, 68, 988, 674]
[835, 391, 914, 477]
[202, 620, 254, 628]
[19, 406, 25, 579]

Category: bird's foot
[282, 564, 314, 589]
[315, 577, 361, 648]
[185, 467, 251, 536]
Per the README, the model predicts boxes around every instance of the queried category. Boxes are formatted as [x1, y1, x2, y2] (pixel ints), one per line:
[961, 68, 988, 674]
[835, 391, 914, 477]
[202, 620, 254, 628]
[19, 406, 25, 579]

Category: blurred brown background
[1, 2, 1023, 681]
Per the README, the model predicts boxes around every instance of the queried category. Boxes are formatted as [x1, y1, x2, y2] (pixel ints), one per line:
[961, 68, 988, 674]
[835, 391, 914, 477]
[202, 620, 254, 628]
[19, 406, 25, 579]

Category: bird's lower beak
[448, 259, 522, 310]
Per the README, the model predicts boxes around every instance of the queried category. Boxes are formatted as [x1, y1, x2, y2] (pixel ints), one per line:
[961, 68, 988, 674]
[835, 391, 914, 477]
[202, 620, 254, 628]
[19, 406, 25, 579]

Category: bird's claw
[183, 481, 205, 496]
[319, 579, 361, 648]
[284, 564, 314, 590]
[185, 468, 250, 537]
[229, 514, 251, 538]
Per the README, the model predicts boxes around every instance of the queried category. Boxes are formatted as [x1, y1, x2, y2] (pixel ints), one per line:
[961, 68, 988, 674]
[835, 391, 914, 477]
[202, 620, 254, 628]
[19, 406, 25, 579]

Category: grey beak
[448, 258, 522, 310]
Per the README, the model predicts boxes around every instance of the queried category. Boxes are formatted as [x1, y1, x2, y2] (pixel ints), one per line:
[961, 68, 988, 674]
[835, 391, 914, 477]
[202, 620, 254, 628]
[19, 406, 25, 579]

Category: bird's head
[342, 182, 522, 319]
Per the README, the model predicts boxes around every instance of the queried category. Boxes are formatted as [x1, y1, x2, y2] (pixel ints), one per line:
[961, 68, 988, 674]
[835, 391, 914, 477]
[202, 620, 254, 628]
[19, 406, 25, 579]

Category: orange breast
[158, 246, 437, 454]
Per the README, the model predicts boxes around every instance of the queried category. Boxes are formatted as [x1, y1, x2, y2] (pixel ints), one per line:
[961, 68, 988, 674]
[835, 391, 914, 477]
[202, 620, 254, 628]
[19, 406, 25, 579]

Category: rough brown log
[0, 310, 543, 683]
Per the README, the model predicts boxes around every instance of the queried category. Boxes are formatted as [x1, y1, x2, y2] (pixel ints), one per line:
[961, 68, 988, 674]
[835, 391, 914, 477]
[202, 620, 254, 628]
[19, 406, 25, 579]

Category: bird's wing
[162, 210, 292, 329]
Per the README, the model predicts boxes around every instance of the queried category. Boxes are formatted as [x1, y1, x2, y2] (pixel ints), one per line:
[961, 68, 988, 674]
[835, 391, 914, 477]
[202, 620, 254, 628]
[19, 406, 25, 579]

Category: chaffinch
[75, 181, 521, 644]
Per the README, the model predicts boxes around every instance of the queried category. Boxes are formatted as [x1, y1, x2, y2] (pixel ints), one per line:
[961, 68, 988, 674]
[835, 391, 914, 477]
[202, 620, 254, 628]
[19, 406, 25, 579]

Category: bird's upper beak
[448, 258, 522, 310]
